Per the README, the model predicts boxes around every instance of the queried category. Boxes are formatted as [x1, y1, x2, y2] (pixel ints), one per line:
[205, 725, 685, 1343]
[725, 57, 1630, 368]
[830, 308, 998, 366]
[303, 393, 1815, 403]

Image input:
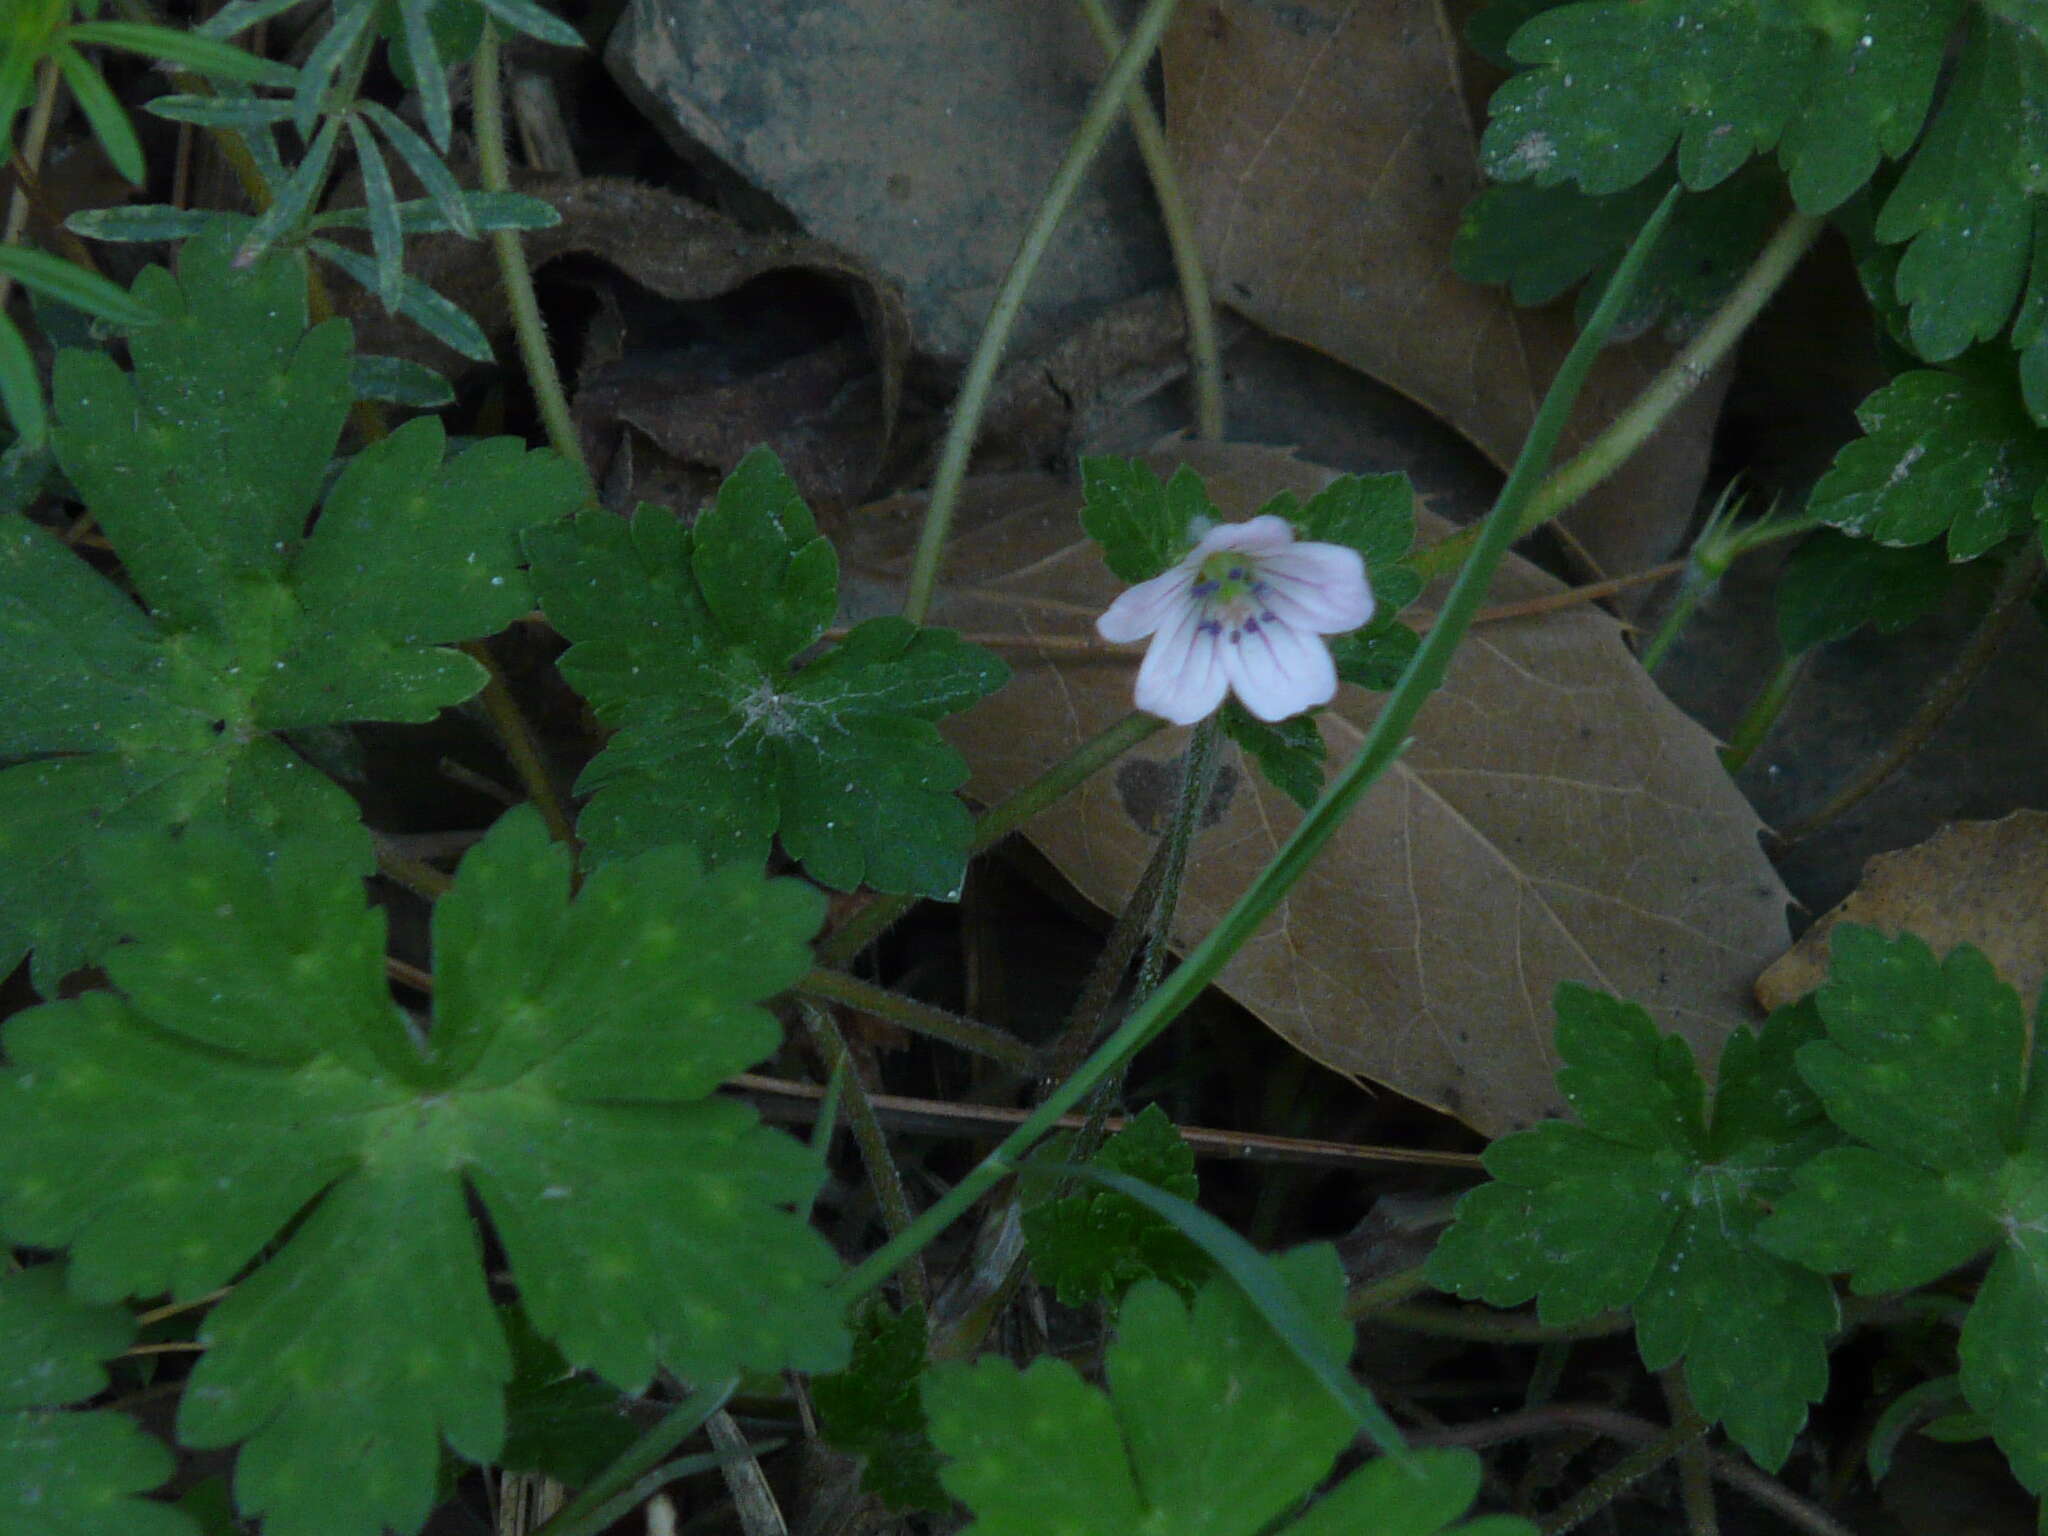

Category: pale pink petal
[1222, 616, 1337, 722]
[1097, 564, 1196, 643]
[1135, 605, 1228, 724]
[1256, 543, 1373, 634]
[1195, 513, 1296, 556]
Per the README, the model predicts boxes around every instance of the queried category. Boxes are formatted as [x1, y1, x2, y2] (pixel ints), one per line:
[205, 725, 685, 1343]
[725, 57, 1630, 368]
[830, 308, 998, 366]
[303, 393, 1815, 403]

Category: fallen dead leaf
[843, 440, 1790, 1135]
[1161, 0, 1732, 581]
[1756, 811, 2048, 1013]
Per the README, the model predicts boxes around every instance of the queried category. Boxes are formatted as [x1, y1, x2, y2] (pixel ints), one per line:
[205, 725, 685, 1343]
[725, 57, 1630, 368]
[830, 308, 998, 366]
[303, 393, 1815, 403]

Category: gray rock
[605, 0, 1170, 360]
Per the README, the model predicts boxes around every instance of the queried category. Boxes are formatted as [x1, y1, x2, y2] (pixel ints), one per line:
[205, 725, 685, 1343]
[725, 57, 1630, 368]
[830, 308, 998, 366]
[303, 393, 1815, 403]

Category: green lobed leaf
[1801, 925, 2027, 1171]
[0, 808, 848, 1536]
[1080, 455, 1211, 583]
[1807, 368, 2048, 559]
[1022, 1103, 1211, 1306]
[1873, 15, 2048, 362]
[1455, 167, 1780, 337]
[812, 1301, 949, 1513]
[1776, 530, 1955, 654]
[1757, 927, 2048, 1489]
[1222, 704, 1325, 809]
[1, 220, 579, 987]
[925, 1254, 1527, 1534]
[1430, 989, 1840, 1467]
[1480, 0, 1818, 195]
[0, 1265, 196, 1536]
[527, 453, 1008, 896]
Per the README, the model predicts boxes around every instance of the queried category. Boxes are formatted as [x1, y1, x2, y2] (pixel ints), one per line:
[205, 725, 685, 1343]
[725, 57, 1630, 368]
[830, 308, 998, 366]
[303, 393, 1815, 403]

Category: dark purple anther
[1198, 618, 1223, 636]
[1193, 579, 1219, 597]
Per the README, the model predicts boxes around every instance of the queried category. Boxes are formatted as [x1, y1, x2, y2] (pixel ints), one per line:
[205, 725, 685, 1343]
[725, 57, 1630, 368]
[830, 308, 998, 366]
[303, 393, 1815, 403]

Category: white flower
[1096, 515, 1374, 726]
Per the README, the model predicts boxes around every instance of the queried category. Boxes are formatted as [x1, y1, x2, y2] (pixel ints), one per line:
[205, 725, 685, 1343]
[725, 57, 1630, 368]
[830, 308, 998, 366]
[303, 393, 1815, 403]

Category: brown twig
[725, 1072, 1482, 1172]
[1411, 1404, 1858, 1536]
[460, 639, 578, 847]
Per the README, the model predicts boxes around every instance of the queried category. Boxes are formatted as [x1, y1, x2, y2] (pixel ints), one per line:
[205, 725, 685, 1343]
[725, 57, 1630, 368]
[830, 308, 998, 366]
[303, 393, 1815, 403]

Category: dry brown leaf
[334, 175, 910, 468]
[843, 441, 1789, 1135]
[1161, 0, 1730, 580]
[1757, 811, 2048, 1013]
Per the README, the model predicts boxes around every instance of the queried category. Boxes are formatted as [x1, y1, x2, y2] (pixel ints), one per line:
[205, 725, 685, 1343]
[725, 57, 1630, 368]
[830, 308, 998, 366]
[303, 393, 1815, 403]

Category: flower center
[1190, 552, 1277, 643]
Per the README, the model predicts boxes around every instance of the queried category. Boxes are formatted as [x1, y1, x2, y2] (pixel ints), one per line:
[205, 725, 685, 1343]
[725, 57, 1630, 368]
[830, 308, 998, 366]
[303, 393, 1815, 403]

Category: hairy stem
[1072, 0, 1223, 441]
[903, 0, 1187, 623]
[1411, 211, 1825, 581]
[1777, 543, 2044, 843]
[798, 1002, 929, 1308]
[795, 967, 1037, 1072]
[474, 19, 595, 504]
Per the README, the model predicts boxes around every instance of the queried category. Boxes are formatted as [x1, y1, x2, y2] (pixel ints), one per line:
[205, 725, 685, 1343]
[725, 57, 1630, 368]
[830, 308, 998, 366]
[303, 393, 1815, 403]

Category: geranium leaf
[0, 807, 848, 1536]
[527, 451, 1008, 896]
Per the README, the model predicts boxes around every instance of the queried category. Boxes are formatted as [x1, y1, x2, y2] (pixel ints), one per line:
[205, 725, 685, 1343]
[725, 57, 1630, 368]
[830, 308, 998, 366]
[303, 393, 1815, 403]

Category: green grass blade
[143, 92, 297, 127]
[310, 237, 491, 359]
[236, 111, 340, 265]
[358, 101, 473, 236]
[1041, 1163, 1408, 1456]
[345, 112, 405, 311]
[476, 0, 584, 50]
[196, 0, 309, 41]
[51, 41, 143, 184]
[0, 245, 158, 326]
[0, 314, 49, 451]
[393, 0, 452, 150]
[293, 0, 374, 136]
[65, 20, 298, 88]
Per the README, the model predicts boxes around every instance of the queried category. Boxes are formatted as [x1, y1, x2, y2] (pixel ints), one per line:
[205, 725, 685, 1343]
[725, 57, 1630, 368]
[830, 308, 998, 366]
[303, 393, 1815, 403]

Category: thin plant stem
[1132, 716, 1219, 1000]
[1344, 1263, 1432, 1317]
[797, 1002, 928, 1308]
[734, 1072, 1482, 1171]
[530, 1366, 737, 1536]
[795, 966, 1037, 1071]
[1072, 0, 1224, 441]
[1041, 826, 1177, 1088]
[833, 187, 1683, 1305]
[1718, 651, 1805, 775]
[1537, 1415, 1709, 1536]
[1640, 504, 1824, 673]
[459, 639, 577, 847]
[1414, 1405, 1857, 1536]
[1410, 211, 1825, 581]
[1662, 1370, 1720, 1536]
[474, 19, 596, 504]
[1777, 543, 2045, 843]
[816, 710, 1164, 967]
[373, 836, 454, 900]
[903, 0, 1187, 623]
[1362, 1302, 1630, 1344]
[0, 57, 61, 309]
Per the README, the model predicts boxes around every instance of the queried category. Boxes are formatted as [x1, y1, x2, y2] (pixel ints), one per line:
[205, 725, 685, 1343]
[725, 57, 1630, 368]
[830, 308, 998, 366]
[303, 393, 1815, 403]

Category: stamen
[1227, 566, 1246, 581]
[1198, 618, 1223, 636]
[1244, 616, 1261, 634]
[1192, 579, 1219, 597]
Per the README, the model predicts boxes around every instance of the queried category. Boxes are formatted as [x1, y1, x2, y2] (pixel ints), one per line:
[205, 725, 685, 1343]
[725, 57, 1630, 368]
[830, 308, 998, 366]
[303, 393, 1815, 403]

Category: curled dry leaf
[1756, 811, 2048, 1014]
[1161, 0, 1731, 581]
[843, 441, 1789, 1135]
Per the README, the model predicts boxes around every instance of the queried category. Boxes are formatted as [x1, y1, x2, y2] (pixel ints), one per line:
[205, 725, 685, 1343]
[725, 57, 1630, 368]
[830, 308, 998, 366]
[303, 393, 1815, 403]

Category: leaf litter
[843, 440, 1790, 1135]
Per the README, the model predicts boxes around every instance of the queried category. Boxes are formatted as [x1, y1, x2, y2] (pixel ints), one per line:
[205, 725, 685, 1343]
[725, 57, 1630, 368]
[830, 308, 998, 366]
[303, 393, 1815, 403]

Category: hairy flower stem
[816, 710, 1164, 967]
[798, 1002, 929, 1308]
[474, 19, 595, 505]
[834, 187, 1684, 1306]
[1072, 0, 1224, 441]
[1776, 543, 2045, 842]
[1411, 210, 1825, 582]
[795, 966, 1038, 1071]
[903, 0, 1187, 624]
